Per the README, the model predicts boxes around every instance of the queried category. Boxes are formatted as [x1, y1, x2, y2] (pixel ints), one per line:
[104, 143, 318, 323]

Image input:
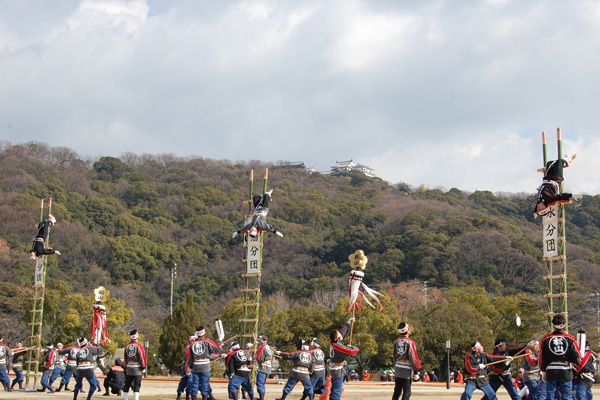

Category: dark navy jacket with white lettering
[464, 351, 508, 387]
[573, 352, 596, 388]
[186, 337, 222, 373]
[124, 341, 148, 376]
[0, 343, 12, 371]
[309, 348, 326, 378]
[76, 344, 103, 378]
[489, 344, 527, 382]
[539, 329, 581, 382]
[393, 334, 421, 379]
[279, 349, 316, 381]
[328, 324, 359, 380]
[227, 349, 252, 378]
[58, 345, 79, 372]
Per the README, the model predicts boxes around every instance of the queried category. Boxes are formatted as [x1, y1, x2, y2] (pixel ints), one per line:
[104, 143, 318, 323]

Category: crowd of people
[0, 330, 147, 400]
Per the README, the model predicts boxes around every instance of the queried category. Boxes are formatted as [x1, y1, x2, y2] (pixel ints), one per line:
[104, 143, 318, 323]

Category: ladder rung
[242, 303, 260, 307]
[32, 284, 45, 288]
[239, 318, 259, 323]
[544, 312, 568, 317]
[242, 273, 261, 278]
[32, 297, 44, 301]
[240, 288, 260, 293]
[544, 293, 568, 298]
[29, 309, 44, 313]
[558, 218, 566, 223]
[544, 255, 566, 261]
[28, 322, 43, 326]
[543, 274, 567, 280]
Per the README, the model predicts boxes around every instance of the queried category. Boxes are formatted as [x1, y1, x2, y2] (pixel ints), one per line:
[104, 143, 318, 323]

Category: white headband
[398, 324, 410, 334]
[472, 342, 481, 351]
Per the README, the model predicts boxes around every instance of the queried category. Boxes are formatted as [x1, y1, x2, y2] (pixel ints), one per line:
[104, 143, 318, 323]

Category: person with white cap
[522, 340, 541, 400]
[227, 341, 253, 400]
[392, 322, 421, 400]
[57, 340, 81, 392]
[274, 340, 316, 400]
[73, 337, 103, 400]
[460, 341, 511, 400]
[123, 329, 147, 400]
[300, 338, 326, 400]
[29, 214, 61, 260]
[254, 335, 273, 400]
[232, 190, 283, 238]
[49, 343, 66, 390]
[38, 343, 56, 393]
[186, 326, 223, 400]
[0, 336, 13, 392]
[538, 314, 582, 400]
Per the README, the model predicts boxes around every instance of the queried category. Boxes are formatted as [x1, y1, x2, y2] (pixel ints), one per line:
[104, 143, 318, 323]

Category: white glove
[275, 231, 284, 237]
[274, 350, 281, 355]
[478, 364, 486, 369]
[232, 232, 239, 238]
[348, 317, 355, 325]
[505, 356, 513, 361]
[573, 194, 583, 201]
[55, 250, 61, 255]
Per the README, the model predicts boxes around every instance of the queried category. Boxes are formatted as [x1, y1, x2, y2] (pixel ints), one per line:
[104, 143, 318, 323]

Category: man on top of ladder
[29, 214, 61, 260]
[534, 154, 578, 217]
[232, 190, 283, 238]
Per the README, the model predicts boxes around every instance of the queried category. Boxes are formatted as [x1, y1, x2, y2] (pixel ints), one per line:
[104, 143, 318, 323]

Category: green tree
[158, 294, 204, 372]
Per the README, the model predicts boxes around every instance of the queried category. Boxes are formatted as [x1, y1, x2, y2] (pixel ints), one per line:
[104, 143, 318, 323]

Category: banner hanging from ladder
[542, 205, 559, 258]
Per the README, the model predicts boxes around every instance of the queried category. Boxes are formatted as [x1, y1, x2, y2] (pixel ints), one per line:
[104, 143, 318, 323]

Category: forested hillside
[1, 141, 600, 375]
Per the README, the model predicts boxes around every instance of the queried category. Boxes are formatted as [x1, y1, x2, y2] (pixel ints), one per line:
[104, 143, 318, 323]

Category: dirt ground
[3, 380, 599, 400]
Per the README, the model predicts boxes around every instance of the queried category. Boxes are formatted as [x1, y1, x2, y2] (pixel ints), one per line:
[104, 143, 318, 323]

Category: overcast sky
[1, 0, 599, 194]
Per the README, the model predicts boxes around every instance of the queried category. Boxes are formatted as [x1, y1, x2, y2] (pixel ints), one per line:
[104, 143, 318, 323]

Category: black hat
[495, 339, 506, 347]
[552, 314, 566, 328]
[129, 329, 139, 340]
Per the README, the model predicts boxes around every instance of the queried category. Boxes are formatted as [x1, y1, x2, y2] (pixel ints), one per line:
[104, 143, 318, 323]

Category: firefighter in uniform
[274, 340, 316, 400]
[186, 326, 223, 400]
[227, 341, 253, 400]
[573, 342, 596, 400]
[73, 337, 103, 400]
[328, 319, 359, 400]
[392, 322, 421, 400]
[39, 344, 56, 393]
[49, 343, 67, 390]
[123, 329, 147, 400]
[177, 335, 196, 400]
[482, 339, 528, 400]
[57, 341, 81, 392]
[301, 338, 326, 400]
[255, 335, 273, 400]
[0, 336, 13, 392]
[539, 315, 581, 400]
[29, 214, 61, 259]
[10, 342, 26, 391]
[522, 340, 541, 400]
[460, 341, 510, 400]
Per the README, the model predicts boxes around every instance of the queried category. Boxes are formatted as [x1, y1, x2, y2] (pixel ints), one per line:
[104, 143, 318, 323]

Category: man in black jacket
[103, 358, 124, 396]
[539, 315, 581, 400]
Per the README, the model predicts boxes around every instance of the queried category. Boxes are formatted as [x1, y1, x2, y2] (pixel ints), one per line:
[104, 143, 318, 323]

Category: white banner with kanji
[542, 205, 559, 258]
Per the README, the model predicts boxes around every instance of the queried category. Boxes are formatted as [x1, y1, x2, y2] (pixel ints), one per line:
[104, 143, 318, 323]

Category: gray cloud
[1, 0, 598, 193]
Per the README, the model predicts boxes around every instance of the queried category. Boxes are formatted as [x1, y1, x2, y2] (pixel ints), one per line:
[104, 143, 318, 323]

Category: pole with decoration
[92, 286, 111, 346]
[346, 250, 387, 345]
